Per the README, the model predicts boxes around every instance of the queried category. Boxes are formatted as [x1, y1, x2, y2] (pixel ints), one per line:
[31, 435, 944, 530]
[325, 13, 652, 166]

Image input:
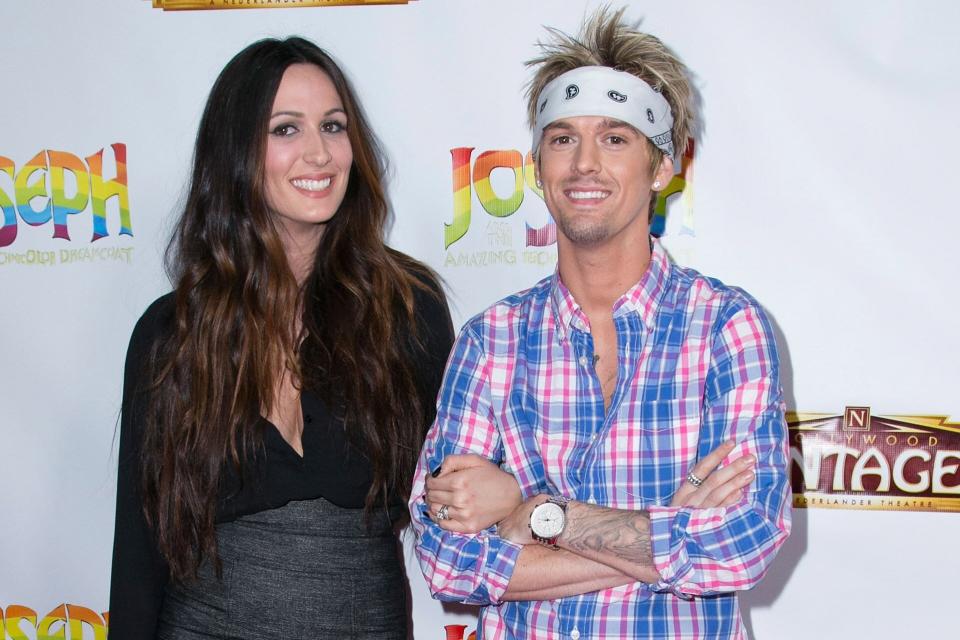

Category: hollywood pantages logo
[788, 406, 960, 512]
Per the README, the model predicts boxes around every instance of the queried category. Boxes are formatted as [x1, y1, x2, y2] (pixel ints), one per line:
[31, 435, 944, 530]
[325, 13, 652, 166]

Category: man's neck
[557, 234, 652, 318]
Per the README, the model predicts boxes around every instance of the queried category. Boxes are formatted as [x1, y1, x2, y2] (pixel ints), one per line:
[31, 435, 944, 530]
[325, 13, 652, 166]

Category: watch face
[531, 502, 565, 538]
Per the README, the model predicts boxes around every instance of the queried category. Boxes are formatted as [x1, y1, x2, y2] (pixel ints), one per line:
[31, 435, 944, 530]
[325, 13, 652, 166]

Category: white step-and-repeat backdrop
[2, 0, 958, 637]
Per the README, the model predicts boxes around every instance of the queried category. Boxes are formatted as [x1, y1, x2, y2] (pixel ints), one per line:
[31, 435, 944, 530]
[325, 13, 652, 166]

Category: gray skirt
[157, 497, 408, 639]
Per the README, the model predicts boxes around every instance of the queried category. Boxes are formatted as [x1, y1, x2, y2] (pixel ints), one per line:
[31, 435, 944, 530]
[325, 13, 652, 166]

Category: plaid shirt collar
[551, 237, 672, 341]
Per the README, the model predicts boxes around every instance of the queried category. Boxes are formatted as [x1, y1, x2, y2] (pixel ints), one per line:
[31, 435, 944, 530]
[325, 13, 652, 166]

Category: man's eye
[270, 124, 298, 137]
[607, 135, 626, 144]
[551, 135, 572, 145]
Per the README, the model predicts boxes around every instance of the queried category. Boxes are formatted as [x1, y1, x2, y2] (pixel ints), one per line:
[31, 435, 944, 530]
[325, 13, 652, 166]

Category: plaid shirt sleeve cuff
[484, 535, 523, 605]
[647, 506, 699, 599]
[413, 502, 524, 606]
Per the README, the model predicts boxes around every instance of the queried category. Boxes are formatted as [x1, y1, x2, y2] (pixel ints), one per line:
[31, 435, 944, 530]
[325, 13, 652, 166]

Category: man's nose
[574, 138, 600, 174]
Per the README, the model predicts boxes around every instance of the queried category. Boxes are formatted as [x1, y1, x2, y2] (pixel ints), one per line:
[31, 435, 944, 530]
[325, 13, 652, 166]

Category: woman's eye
[270, 124, 298, 137]
[321, 120, 347, 134]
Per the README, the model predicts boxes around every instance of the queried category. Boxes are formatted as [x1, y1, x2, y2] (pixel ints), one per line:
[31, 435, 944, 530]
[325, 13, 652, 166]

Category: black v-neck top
[108, 273, 454, 639]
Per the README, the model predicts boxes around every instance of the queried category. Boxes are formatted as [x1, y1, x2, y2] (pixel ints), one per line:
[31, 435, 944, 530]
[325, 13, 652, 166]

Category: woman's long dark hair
[140, 37, 438, 581]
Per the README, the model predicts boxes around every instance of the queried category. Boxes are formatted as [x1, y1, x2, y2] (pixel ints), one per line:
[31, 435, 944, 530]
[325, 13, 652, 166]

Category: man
[410, 8, 791, 639]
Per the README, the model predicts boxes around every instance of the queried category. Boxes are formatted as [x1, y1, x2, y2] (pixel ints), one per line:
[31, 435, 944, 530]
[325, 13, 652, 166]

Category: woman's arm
[108, 297, 172, 639]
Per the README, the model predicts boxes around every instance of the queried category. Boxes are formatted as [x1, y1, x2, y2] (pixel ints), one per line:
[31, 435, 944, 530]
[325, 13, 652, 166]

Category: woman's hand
[425, 454, 522, 534]
[670, 440, 756, 509]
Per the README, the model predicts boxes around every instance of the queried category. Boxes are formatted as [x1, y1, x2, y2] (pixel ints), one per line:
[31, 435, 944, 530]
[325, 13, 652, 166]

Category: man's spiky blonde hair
[525, 5, 693, 171]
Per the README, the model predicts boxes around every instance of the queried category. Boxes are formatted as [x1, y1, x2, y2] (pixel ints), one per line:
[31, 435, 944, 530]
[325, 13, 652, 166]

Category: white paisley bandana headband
[532, 65, 679, 173]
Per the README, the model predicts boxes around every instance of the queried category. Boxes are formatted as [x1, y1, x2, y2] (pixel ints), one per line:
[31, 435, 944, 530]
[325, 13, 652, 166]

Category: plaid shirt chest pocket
[605, 397, 703, 507]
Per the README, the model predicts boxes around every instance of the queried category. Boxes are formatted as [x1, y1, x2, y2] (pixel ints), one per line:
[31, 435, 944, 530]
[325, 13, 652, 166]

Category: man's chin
[556, 218, 611, 247]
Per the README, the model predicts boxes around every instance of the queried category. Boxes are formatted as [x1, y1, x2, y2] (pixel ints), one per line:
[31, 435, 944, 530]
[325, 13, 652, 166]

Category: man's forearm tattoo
[561, 503, 655, 569]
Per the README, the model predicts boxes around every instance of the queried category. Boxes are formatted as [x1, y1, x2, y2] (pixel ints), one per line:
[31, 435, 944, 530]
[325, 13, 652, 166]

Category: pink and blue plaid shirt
[410, 239, 791, 639]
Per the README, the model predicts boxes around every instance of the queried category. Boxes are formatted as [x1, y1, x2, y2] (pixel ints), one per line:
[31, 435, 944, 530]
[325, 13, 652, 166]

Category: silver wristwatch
[529, 495, 570, 549]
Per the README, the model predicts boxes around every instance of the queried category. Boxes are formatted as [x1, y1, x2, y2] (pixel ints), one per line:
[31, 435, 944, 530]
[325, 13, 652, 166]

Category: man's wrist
[529, 495, 571, 549]
[554, 498, 579, 548]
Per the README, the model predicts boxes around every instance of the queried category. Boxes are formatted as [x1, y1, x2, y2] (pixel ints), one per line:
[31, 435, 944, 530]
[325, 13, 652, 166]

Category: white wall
[1, 1, 957, 637]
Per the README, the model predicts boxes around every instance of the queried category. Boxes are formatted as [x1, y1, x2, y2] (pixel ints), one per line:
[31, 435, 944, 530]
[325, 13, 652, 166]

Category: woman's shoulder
[388, 250, 449, 321]
[139, 291, 176, 324]
[388, 248, 443, 294]
[127, 292, 176, 359]
[386, 248, 454, 358]
[134, 291, 176, 334]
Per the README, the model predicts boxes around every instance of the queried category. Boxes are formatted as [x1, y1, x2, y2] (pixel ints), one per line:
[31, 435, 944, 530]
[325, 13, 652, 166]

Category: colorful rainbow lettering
[447, 142, 694, 249]
[2, 604, 108, 640]
[446, 147, 553, 249]
[0, 143, 130, 248]
[649, 139, 695, 237]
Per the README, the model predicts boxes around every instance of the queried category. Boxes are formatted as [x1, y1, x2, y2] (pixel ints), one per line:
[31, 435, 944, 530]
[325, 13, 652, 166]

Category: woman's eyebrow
[270, 107, 346, 118]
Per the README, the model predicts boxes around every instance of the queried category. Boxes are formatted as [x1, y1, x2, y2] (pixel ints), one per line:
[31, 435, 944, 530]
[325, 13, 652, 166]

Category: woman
[109, 37, 453, 638]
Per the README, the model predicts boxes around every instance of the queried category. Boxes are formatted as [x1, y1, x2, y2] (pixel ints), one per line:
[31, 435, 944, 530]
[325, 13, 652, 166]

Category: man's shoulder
[669, 260, 756, 303]
[460, 273, 555, 338]
[668, 261, 767, 325]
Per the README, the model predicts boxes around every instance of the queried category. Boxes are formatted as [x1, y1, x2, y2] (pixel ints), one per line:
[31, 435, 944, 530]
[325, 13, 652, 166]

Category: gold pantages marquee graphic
[788, 407, 960, 512]
[151, 0, 414, 9]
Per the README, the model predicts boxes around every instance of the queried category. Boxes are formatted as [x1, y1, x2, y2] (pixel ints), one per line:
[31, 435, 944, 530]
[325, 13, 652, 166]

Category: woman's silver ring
[686, 471, 704, 488]
[437, 504, 451, 521]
